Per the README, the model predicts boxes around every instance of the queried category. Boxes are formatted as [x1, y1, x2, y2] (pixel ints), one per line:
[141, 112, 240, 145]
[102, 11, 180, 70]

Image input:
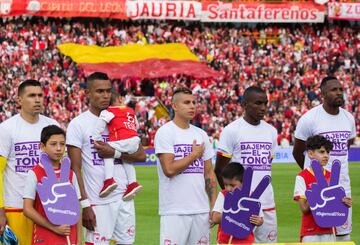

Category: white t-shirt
[66, 110, 129, 205]
[294, 105, 356, 195]
[217, 117, 278, 209]
[0, 114, 59, 208]
[154, 121, 214, 215]
[23, 165, 81, 200]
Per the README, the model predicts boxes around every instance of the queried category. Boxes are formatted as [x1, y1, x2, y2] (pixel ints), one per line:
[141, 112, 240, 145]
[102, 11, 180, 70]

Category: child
[293, 135, 352, 242]
[92, 91, 142, 200]
[23, 125, 82, 245]
[211, 162, 264, 244]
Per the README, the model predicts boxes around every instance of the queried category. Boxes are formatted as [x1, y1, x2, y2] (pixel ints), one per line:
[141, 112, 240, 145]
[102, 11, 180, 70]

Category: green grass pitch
[133, 163, 360, 244]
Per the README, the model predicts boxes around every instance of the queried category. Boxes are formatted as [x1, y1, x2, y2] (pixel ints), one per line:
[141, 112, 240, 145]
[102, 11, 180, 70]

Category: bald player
[215, 86, 278, 243]
[293, 76, 356, 241]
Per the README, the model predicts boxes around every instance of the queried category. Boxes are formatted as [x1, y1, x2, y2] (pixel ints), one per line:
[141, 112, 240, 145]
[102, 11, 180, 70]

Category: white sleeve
[294, 113, 312, 141]
[99, 110, 115, 123]
[349, 114, 356, 139]
[202, 131, 214, 161]
[154, 126, 174, 155]
[217, 126, 234, 156]
[213, 192, 225, 213]
[66, 119, 83, 149]
[92, 118, 107, 141]
[23, 170, 37, 200]
[271, 127, 278, 154]
[72, 173, 82, 200]
[293, 175, 306, 200]
[0, 124, 12, 158]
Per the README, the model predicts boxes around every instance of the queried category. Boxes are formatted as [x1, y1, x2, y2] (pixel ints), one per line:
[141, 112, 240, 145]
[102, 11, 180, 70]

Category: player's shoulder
[155, 121, 174, 135]
[222, 118, 243, 133]
[38, 114, 59, 126]
[68, 111, 91, 126]
[0, 114, 20, 129]
[260, 120, 277, 134]
[339, 107, 355, 122]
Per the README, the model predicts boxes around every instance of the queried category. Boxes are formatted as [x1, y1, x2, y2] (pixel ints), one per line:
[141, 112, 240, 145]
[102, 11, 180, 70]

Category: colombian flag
[57, 43, 221, 80]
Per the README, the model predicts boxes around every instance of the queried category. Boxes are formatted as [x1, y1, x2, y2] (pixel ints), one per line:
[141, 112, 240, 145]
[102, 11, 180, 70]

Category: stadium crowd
[0, 18, 359, 146]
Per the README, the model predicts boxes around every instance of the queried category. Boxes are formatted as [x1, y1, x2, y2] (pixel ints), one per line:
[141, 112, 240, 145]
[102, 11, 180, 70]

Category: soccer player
[293, 135, 352, 242]
[66, 72, 146, 245]
[215, 86, 278, 243]
[92, 91, 142, 200]
[211, 162, 264, 244]
[23, 125, 82, 245]
[0, 80, 59, 245]
[154, 87, 217, 245]
[293, 76, 356, 241]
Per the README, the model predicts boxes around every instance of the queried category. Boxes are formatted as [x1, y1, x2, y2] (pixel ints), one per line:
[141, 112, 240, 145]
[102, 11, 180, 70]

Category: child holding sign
[293, 135, 352, 242]
[211, 162, 264, 244]
[23, 125, 82, 245]
[92, 91, 142, 200]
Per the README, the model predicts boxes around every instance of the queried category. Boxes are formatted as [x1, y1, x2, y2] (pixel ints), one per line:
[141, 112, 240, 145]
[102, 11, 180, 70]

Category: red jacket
[107, 106, 138, 141]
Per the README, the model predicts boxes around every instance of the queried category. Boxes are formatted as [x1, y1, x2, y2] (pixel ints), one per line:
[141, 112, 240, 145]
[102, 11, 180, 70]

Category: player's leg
[5, 209, 33, 245]
[99, 158, 118, 198]
[160, 215, 191, 245]
[254, 209, 278, 243]
[84, 203, 116, 245]
[336, 206, 352, 241]
[188, 213, 210, 245]
[112, 199, 135, 245]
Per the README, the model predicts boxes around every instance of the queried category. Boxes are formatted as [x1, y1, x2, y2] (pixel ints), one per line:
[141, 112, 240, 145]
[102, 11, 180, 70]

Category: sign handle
[67, 235, 71, 245]
[228, 235, 233, 244]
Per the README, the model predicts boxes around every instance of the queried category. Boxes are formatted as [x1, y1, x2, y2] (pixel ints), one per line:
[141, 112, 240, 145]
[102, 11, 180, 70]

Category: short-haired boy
[23, 125, 82, 245]
[211, 162, 263, 244]
[293, 135, 352, 242]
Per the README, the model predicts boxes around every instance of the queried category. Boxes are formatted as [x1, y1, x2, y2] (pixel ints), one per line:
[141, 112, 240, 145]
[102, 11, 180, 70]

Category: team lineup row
[0, 73, 356, 245]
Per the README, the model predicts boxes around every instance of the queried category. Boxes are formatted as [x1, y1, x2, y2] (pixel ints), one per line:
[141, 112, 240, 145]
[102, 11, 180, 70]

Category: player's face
[87, 79, 112, 111]
[308, 146, 330, 166]
[172, 93, 196, 121]
[41, 134, 66, 165]
[18, 86, 44, 115]
[322, 80, 344, 108]
[223, 177, 242, 192]
[244, 92, 268, 122]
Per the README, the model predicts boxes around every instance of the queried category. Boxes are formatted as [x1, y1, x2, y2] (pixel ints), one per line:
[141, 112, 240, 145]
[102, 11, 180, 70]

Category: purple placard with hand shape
[36, 153, 80, 225]
[221, 167, 271, 239]
[305, 159, 348, 227]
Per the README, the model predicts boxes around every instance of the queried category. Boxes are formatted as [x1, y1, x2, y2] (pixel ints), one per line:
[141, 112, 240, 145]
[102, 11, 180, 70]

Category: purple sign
[305, 159, 348, 228]
[221, 167, 271, 239]
[36, 153, 80, 225]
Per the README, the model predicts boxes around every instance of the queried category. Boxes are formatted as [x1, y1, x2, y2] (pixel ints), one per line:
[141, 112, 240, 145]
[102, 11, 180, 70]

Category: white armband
[80, 199, 91, 208]
[114, 149, 122, 159]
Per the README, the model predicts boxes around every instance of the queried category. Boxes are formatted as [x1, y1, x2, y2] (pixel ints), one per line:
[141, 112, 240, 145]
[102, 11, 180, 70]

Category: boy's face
[223, 177, 242, 192]
[41, 134, 66, 164]
[308, 146, 330, 166]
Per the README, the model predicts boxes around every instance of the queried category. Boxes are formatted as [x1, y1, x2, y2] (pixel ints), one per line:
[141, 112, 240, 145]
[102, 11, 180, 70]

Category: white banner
[201, 2, 325, 23]
[328, 2, 360, 20]
[126, 0, 201, 20]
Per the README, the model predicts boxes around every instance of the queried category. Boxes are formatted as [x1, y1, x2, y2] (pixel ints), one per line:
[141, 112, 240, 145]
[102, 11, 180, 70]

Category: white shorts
[108, 136, 140, 155]
[302, 234, 335, 242]
[160, 213, 210, 245]
[85, 199, 135, 245]
[336, 206, 352, 235]
[254, 209, 278, 243]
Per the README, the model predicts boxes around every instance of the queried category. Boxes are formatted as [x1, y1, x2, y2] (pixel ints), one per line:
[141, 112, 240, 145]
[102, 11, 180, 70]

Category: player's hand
[0, 208, 7, 235]
[342, 197, 352, 207]
[52, 224, 71, 236]
[249, 215, 263, 226]
[190, 140, 204, 159]
[94, 141, 115, 158]
[82, 206, 97, 231]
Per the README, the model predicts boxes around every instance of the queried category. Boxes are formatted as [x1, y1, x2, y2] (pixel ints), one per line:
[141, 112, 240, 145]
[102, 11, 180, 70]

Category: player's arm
[158, 140, 204, 178]
[67, 145, 96, 231]
[0, 156, 7, 233]
[94, 142, 146, 163]
[298, 198, 310, 214]
[293, 138, 306, 169]
[215, 154, 231, 189]
[23, 199, 70, 236]
[204, 159, 217, 210]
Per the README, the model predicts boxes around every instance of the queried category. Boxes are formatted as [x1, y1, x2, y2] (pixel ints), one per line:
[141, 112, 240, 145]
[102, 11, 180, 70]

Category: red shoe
[122, 182, 143, 201]
[99, 178, 118, 198]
